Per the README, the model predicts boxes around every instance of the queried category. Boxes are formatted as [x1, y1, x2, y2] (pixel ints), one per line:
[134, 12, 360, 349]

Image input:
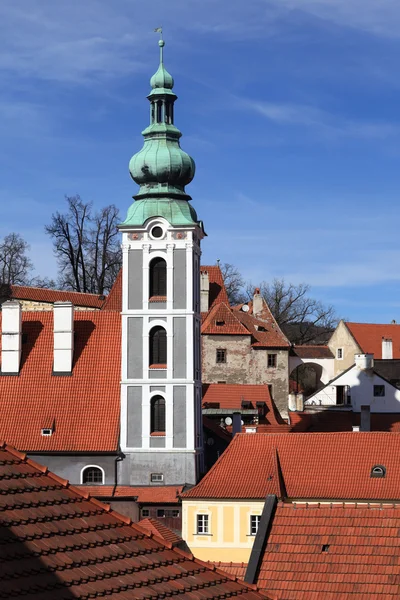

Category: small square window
[337, 348, 343, 359]
[216, 320, 225, 327]
[157, 509, 165, 518]
[250, 515, 261, 536]
[196, 514, 209, 534]
[374, 385, 385, 397]
[151, 473, 164, 483]
[268, 354, 277, 368]
[216, 349, 226, 364]
[41, 428, 53, 436]
[141, 509, 150, 517]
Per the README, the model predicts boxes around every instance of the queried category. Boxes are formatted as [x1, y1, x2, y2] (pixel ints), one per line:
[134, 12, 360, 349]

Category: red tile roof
[183, 432, 400, 500]
[203, 265, 230, 309]
[258, 502, 400, 599]
[138, 517, 183, 545]
[77, 485, 184, 503]
[210, 563, 248, 579]
[1, 283, 105, 308]
[346, 321, 400, 358]
[0, 311, 120, 452]
[202, 384, 286, 425]
[0, 442, 269, 600]
[202, 303, 251, 335]
[291, 345, 334, 359]
[290, 410, 400, 433]
[235, 310, 290, 348]
[101, 268, 122, 311]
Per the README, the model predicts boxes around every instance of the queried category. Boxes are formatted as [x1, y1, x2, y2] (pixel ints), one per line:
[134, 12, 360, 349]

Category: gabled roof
[202, 384, 286, 425]
[76, 485, 183, 503]
[257, 502, 400, 599]
[0, 283, 106, 308]
[291, 345, 334, 359]
[101, 268, 122, 311]
[235, 310, 290, 348]
[0, 311, 120, 452]
[346, 321, 400, 358]
[138, 517, 183, 546]
[202, 302, 250, 335]
[0, 442, 268, 599]
[182, 432, 400, 501]
[203, 265, 230, 310]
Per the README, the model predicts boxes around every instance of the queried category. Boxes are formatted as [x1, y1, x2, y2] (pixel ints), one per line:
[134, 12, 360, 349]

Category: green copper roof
[121, 34, 201, 230]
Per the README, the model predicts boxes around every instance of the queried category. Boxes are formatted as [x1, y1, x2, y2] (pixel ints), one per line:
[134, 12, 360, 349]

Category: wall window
[151, 473, 164, 483]
[82, 466, 104, 485]
[337, 348, 343, 359]
[268, 354, 277, 368]
[149, 257, 166, 297]
[196, 514, 209, 534]
[151, 395, 166, 433]
[141, 509, 150, 517]
[374, 385, 385, 397]
[149, 326, 167, 366]
[157, 509, 180, 518]
[216, 348, 226, 364]
[250, 515, 261, 536]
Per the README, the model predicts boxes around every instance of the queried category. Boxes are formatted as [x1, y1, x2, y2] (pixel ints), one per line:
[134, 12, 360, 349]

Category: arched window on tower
[149, 257, 167, 298]
[151, 395, 166, 433]
[149, 326, 167, 366]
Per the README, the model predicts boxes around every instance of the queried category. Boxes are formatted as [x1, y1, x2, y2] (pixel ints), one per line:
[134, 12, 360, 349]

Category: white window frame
[150, 472, 164, 483]
[250, 514, 261, 536]
[196, 513, 210, 535]
[337, 348, 343, 360]
[80, 464, 105, 485]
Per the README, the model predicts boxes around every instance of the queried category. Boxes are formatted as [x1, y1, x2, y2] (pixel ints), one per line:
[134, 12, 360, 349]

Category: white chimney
[1, 301, 22, 374]
[53, 301, 74, 373]
[354, 353, 374, 371]
[288, 393, 297, 412]
[200, 271, 210, 313]
[253, 288, 263, 317]
[382, 338, 393, 360]
[296, 393, 304, 412]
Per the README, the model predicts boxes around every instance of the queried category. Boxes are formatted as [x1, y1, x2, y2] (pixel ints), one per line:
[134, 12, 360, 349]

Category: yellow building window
[196, 514, 209, 534]
[250, 514, 261, 536]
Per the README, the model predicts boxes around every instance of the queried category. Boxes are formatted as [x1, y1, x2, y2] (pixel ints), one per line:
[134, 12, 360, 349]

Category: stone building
[201, 285, 290, 415]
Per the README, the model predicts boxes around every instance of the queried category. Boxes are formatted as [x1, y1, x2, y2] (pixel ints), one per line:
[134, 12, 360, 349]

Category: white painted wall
[305, 365, 400, 412]
[289, 356, 334, 385]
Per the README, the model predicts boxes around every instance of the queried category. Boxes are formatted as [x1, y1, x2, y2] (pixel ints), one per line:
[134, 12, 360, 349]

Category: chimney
[354, 353, 374, 371]
[232, 412, 242, 437]
[382, 338, 393, 360]
[53, 301, 74, 374]
[1, 301, 22, 374]
[200, 270, 210, 313]
[296, 393, 304, 412]
[360, 405, 371, 432]
[253, 288, 263, 318]
[288, 393, 297, 412]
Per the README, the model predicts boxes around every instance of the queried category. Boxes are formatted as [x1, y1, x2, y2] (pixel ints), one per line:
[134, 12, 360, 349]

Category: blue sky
[1, 1, 400, 323]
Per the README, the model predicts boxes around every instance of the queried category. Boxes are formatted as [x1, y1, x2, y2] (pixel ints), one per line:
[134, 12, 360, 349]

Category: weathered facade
[328, 320, 361, 375]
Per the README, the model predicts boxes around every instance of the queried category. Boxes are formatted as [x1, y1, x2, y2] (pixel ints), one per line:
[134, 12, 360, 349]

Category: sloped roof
[138, 517, 183, 545]
[0, 442, 268, 600]
[1, 283, 105, 308]
[346, 321, 400, 358]
[202, 302, 250, 335]
[77, 485, 183, 503]
[235, 310, 290, 348]
[182, 432, 400, 500]
[202, 384, 285, 425]
[258, 502, 400, 599]
[291, 345, 334, 359]
[101, 268, 122, 311]
[0, 311, 120, 452]
[290, 410, 400, 433]
[210, 563, 248, 579]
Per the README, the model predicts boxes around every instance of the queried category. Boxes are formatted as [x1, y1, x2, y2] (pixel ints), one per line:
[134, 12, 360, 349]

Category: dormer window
[216, 320, 225, 327]
[41, 428, 53, 436]
[371, 465, 386, 478]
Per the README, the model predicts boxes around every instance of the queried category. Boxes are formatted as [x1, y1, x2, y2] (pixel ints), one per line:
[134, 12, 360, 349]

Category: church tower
[119, 37, 204, 486]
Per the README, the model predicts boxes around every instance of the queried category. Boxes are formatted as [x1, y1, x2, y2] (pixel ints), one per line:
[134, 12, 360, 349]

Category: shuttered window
[151, 396, 166, 432]
[149, 326, 167, 365]
[149, 257, 166, 297]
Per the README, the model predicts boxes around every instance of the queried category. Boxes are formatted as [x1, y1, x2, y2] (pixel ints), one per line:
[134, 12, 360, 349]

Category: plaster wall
[182, 499, 264, 563]
[0, 300, 99, 312]
[118, 451, 199, 486]
[305, 367, 400, 412]
[28, 454, 117, 485]
[328, 321, 361, 375]
[289, 356, 334, 384]
[202, 335, 251, 385]
[248, 348, 289, 414]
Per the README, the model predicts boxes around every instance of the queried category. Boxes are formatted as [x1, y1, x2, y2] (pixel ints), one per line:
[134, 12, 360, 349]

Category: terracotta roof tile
[210, 563, 248, 579]
[77, 485, 184, 503]
[235, 310, 290, 348]
[290, 410, 400, 433]
[1, 283, 105, 308]
[291, 345, 334, 359]
[202, 384, 286, 425]
[202, 303, 251, 335]
[258, 502, 400, 599]
[0, 442, 269, 599]
[346, 322, 400, 359]
[138, 517, 183, 545]
[0, 311, 120, 452]
[101, 268, 122, 311]
[183, 432, 400, 500]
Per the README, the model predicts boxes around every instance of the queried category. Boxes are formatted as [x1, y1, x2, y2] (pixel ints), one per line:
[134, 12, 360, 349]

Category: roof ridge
[10, 283, 105, 298]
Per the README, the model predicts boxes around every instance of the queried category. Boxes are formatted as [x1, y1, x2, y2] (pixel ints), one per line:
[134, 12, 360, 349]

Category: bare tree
[0, 233, 33, 285]
[256, 278, 338, 344]
[219, 262, 246, 305]
[45, 196, 122, 295]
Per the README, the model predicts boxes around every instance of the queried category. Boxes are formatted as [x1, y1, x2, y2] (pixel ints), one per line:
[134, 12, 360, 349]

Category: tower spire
[122, 33, 201, 229]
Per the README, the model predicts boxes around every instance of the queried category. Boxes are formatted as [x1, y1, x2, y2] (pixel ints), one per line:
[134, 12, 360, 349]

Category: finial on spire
[154, 27, 165, 62]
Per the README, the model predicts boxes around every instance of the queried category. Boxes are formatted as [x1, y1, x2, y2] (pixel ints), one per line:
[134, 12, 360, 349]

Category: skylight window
[41, 428, 53, 436]
[370, 465, 386, 478]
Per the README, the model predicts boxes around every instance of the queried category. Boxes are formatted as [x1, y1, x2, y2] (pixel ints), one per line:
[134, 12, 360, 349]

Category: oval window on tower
[151, 226, 164, 239]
